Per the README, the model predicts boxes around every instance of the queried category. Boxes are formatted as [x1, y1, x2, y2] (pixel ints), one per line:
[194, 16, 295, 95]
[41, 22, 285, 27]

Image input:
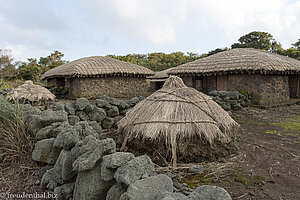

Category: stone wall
[228, 74, 290, 105]
[69, 76, 150, 99]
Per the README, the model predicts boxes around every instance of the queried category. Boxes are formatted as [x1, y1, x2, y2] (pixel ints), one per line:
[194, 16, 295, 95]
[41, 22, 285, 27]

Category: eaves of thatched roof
[41, 56, 154, 80]
[167, 48, 300, 76]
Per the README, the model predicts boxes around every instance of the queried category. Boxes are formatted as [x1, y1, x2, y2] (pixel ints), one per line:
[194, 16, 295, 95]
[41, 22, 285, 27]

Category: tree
[18, 58, 41, 81]
[292, 39, 300, 50]
[207, 48, 229, 56]
[231, 31, 275, 50]
[0, 49, 17, 79]
[18, 50, 67, 81]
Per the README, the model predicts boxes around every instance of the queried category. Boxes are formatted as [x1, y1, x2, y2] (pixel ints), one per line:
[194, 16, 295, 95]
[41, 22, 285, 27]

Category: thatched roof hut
[167, 48, 300, 76]
[40, 56, 154, 98]
[166, 48, 300, 104]
[6, 80, 55, 104]
[118, 76, 239, 166]
[41, 56, 154, 80]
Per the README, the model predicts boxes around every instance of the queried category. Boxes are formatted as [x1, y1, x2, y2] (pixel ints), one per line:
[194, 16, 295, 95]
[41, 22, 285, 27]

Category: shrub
[0, 98, 34, 162]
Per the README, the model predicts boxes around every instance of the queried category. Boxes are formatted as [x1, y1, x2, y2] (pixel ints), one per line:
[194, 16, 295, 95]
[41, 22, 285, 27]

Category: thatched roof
[118, 76, 239, 166]
[6, 81, 55, 103]
[147, 69, 170, 82]
[167, 48, 300, 76]
[41, 56, 154, 80]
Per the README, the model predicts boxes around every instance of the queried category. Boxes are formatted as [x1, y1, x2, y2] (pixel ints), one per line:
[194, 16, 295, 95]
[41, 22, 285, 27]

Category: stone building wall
[228, 74, 290, 105]
[47, 78, 57, 87]
[69, 76, 150, 99]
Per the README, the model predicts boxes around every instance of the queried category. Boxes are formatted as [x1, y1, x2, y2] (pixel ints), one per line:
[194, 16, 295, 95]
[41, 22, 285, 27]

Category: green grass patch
[272, 115, 300, 132]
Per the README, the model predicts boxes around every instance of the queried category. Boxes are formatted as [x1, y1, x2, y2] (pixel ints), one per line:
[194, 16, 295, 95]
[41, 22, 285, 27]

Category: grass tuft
[0, 97, 34, 162]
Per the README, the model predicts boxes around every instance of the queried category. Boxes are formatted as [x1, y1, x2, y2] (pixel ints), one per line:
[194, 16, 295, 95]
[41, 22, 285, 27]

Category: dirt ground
[167, 104, 300, 200]
[0, 104, 299, 200]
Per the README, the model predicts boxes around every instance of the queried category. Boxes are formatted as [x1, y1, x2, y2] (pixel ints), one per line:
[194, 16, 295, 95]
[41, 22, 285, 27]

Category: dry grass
[0, 98, 35, 163]
[6, 80, 55, 104]
[119, 76, 239, 167]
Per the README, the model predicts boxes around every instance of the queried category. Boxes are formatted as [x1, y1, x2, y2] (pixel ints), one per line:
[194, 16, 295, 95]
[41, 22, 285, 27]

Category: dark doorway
[289, 75, 300, 98]
[155, 81, 165, 90]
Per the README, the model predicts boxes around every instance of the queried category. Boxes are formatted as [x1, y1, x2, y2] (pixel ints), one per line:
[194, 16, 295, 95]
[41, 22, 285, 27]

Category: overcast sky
[0, 0, 299, 62]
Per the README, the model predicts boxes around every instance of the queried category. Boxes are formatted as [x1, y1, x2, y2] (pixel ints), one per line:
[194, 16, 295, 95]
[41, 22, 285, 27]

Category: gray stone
[101, 152, 135, 181]
[228, 100, 238, 105]
[119, 109, 128, 115]
[99, 95, 123, 108]
[36, 122, 70, 140]
[107, 106, 119, 117]
[76, 110, 89, 121]
[41, 168, 59, 190]
[188, 185, 232, 200]
[222, 96, 230, 102]
[71, 135, 100, 159]
[95, 99, 111, 109]
[40, 165, 53, 178]
[138, 96, 145, 101]
[88, 121, 103, 134]
[73, 164, 114, 200]
[74, 121, 99, 139]
[114, 155, 156, 186]
[32, 138, 61, 165]
[106, 183, 127, 200]
[53, 102, 65, 111]
[41, 151, 75, 188]
[113, 115, 124, 128]
[208, 90, 218, 96]
[75, 98, 90, 111]
[232, 103, 242, 110]
[72, 138, 116, 172]
[88, 106, 106, 122]
[126, 97, 140, 107]
[118, 101, 130, 110]
[65, 102, 76, 115]
[68, 115, 80, 126]
[102, 117, 115, 129]
[222, 102, 231, 111]
[157, 191, 188, 200]
[120, 174, 173, 200]
[84, 104, 94, 113]
[212, 96, 223, 103]
[54, 127, 80, 150]
[20, 104, 42, 116]
[228, 91, 240, 100]
[189, 165, 204, 174]
[218, 91, 229, 97]
[27, 110, 68, 135]
[54, 150, 76, 182]
[54, 182, 75, 200]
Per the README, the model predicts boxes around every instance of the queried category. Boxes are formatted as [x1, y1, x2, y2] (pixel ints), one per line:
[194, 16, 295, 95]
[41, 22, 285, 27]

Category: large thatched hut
[118, 76, 239, 166]
[6, 80, 55, 104]
[167, 48, 300, 105]
[41, 56, 154, 98]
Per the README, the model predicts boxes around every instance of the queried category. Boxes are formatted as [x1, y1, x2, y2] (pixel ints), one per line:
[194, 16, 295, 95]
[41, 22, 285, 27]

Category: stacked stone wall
[70, 76, 150, 99]
[228, 74, 290, 105]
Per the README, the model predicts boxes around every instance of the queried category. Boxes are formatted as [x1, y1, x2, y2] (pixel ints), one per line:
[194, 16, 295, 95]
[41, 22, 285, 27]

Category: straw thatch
[6, 80, 55, 104]
[147, 69, 170, 82]
[168, 48, 300, 76]
[118, 76, 239, 167]
[41, 56, 154, 80]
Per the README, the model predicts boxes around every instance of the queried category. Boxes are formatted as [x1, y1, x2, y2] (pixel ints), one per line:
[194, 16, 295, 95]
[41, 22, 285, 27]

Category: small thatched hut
[118, 76, 239, 166]
[167, 48, 300, 105]
[6, 80, 55, 104]
[41, 56, 154, 99]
